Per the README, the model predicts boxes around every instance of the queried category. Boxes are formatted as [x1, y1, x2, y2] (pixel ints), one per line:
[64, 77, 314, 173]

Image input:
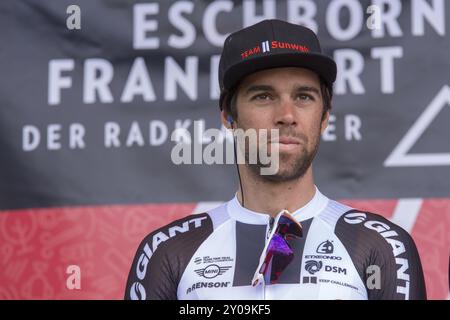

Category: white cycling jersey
[125, 187, 426, 300]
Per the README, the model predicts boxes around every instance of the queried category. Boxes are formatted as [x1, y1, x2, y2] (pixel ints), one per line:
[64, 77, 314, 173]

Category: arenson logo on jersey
[129, 216, 208, 300]
[343, 212, 411, 299]
[186, 281, 231, 295]
[194, 264, 232, 279]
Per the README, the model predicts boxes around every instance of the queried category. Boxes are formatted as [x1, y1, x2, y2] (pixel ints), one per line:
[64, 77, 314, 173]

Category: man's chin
[260, 169, 307, 182]
[250, 162, 310, 182]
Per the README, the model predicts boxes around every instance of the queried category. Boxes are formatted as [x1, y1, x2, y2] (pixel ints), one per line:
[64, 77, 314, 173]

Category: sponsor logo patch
[194, 264, 231, 279]
[316, 240, 334, 254]
[186, 281, 230, 295]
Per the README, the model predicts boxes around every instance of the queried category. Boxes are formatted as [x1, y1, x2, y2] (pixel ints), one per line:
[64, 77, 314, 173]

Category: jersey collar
[227, 186, 329, 225]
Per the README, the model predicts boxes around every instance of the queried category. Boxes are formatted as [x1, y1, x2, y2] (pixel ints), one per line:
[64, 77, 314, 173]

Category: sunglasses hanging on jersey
[252, 210, 303, 286]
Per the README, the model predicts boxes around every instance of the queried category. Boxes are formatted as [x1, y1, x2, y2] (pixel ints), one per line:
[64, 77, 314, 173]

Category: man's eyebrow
[243, 85, 275, 95]
[296, 86, 320, 95]
[242, 84, 321, 96]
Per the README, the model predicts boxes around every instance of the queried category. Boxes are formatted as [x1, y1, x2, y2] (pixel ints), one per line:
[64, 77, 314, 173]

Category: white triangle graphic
[384, 85, 450, 167]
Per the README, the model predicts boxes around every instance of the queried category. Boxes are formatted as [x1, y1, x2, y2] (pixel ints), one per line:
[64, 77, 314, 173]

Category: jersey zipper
[262, 216, 275, 299]
[267, 217, 275, 239]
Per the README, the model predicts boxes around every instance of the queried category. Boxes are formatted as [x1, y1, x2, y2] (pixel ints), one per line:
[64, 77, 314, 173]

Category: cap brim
[223, 52, 337, 90]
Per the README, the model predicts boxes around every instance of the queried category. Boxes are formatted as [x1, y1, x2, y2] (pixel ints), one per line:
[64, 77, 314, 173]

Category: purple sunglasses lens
[277, 215, 303, 238]
[260, 234, 295, 284]
[258, 214, 303, 284]
[269, 234, 295, 283]
[269, 233, 293, 254]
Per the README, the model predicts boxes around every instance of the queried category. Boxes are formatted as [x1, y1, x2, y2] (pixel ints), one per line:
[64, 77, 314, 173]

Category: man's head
[218, 19, 337, 181]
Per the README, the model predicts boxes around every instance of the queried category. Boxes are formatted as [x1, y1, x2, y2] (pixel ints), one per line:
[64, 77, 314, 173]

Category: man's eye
[297, 94, 314, 101]
[252, 93, 271, 100]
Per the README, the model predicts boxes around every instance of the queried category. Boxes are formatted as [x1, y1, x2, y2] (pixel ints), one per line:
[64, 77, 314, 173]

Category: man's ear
[320, 110, 330, 134]
[221, 110, 233, 129]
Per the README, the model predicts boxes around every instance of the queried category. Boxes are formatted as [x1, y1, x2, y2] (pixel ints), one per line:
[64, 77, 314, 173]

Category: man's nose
[275, 98, 297, 126]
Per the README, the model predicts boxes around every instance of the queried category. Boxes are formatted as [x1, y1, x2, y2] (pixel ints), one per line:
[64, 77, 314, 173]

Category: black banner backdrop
[0, 0, 449, 299]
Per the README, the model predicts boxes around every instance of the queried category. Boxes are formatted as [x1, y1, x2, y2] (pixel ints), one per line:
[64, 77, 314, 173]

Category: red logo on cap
[271, 41, 309, 52]
[241, 45, 261, 59]
[241, 40, 309, 60]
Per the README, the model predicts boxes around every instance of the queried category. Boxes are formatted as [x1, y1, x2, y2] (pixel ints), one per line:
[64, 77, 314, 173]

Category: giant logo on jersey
[343, 211, 411, 299]
[129, 216, 208, 300]
[130, 282, 146, 300]
[343, 212, 367, 224]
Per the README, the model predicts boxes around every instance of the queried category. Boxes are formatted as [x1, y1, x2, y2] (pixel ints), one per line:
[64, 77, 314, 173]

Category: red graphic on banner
[0, 199, 448, 300]
[0, 204, 195, 299]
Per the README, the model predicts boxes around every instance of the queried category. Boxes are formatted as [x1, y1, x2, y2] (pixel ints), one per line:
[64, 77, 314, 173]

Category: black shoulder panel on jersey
[124, 213, 213, 300]
[335, 209, 426, 300]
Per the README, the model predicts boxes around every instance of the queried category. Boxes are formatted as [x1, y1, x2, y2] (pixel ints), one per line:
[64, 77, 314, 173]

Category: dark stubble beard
[245, 127, 321, 183]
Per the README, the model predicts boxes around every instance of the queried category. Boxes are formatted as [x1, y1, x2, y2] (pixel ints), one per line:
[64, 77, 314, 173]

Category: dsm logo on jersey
[305, 260, 323, 275]
[195, 264, 231, 279]
[303, 260, 322, 284]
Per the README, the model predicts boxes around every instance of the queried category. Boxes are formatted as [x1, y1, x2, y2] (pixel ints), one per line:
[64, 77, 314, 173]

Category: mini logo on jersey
[305, 260, 323, 275]
[316, 240, 334, 254]
[344, 212, 367, 224]
[195, 264, 231, 279]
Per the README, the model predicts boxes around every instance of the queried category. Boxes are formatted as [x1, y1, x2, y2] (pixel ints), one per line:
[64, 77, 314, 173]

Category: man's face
[225, 67, 329, 182]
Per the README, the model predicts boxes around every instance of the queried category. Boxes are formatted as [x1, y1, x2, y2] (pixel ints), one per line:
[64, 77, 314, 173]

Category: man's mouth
[270, 136, 301, 145]
[277, 136, 301, 145]
[269, 136, 302, 151]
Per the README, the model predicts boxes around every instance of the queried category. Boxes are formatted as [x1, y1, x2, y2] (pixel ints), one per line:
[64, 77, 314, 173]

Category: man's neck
[236, 165, 316, 217]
